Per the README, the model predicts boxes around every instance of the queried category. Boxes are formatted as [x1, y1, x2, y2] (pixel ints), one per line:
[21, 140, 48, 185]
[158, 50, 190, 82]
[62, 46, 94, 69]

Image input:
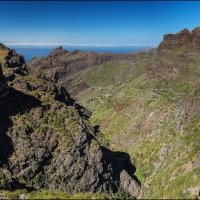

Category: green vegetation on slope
[76, 50, 200, 199]
[0, 47, 141, 199]
[1, 188, 135, 199]
[80, 54, 153, 86]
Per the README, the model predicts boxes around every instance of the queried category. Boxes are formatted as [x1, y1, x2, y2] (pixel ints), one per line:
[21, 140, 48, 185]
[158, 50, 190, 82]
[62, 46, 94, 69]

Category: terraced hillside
[28, 28, 200, 199]
[78, 77, 200, 198]
[76, 28, 200, 199]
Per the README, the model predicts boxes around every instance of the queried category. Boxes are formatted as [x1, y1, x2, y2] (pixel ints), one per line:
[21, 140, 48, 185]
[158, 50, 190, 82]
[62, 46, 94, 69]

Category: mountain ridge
[33, 27, 199, 199]
[0, 26, 200, 199]
[157, 27, 200, 55]
[0, 43, 140, 198]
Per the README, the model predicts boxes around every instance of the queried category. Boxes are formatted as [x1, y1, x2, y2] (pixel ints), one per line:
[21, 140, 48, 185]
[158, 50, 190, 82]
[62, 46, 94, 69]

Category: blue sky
[1, 1, 200, 46]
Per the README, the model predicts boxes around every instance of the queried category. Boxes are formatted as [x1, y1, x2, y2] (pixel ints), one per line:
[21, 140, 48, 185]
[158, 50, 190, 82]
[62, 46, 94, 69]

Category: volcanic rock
[49, 46, 68, 57]
[157, 27, 200, 55]
[0, 44, 140, 197]
[191, 27, 200, 49]
[147, 27, 200, 80]
[157, 28, 191, 55]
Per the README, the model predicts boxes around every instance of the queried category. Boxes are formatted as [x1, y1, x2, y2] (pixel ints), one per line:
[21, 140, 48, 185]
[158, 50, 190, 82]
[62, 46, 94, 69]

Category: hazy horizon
[9, 44, 149, 62]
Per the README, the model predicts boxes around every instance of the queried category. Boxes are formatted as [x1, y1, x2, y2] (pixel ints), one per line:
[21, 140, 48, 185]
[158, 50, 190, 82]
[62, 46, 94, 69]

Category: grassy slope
[1, 46, 199, 199]
[65, 53, 153, 91]
[80, 54, 152, 87]
[76, 48, 200, 199]
[1, 189, 111, 199]
[2, 188, 133, 199]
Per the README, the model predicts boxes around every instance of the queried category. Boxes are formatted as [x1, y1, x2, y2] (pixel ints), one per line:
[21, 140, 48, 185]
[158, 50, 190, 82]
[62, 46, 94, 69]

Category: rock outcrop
[0, 64, 4, 82]
[191, 27, 200, 49]
[157, 27, 200, 55]
[48, 46, 69, 57]
[28, 48, 114, 81]
[2, 49, 27, 76]
[0, 43, 9, 50]
[27, 48, 136, 96]
[0, 64, 9, 100]
[147, 27, 200, 81]
[0, 44, 140, 197]
[0, 43, 27, 84]
[146, 59, 181, 79]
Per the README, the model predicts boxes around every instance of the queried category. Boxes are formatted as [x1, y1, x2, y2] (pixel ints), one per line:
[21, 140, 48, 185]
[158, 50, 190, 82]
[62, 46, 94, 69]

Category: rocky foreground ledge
[0, 43, 140, 198]
[0, 64, 9, 100]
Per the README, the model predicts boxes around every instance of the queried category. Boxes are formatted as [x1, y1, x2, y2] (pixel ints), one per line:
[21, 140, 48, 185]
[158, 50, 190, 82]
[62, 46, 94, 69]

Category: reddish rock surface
[157, 27, 200, 55]
[27, 48, 137, 96]
[157, 28, 191, 54]
[147, 27, 200, 80]
[191, 27, 200, 49]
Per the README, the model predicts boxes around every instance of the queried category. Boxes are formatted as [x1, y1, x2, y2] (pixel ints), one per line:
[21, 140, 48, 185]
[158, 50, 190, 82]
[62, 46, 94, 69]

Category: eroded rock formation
[147, 27, 200, 81]
[27, 48, 138, 96]
[191, 27, 200, 49]
[0, 64, 9, 100]
[157, 27, 200, 55]
[0, 44, 140, 197]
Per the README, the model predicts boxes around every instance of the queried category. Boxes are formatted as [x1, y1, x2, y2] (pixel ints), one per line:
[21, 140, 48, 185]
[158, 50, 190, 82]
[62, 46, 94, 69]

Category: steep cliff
[0, 44, 140, 198]
[146, 27, 200, 81]
[47, 28, 199, 199]
[0, 64, 8, 100]
[1, 26, 199, 199]
[157, 27, 200, 55]
[27, 47, 148, 96]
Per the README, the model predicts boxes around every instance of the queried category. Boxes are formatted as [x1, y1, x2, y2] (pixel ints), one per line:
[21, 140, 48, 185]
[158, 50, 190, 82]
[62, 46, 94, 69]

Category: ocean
[6, 45, 152, 63]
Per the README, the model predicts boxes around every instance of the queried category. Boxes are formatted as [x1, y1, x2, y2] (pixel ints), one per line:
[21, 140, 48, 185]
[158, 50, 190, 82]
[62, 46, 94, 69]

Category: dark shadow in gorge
[102, 147, 141, 187]
[0, 84, 140, 193]
[0, 87, 41, 167]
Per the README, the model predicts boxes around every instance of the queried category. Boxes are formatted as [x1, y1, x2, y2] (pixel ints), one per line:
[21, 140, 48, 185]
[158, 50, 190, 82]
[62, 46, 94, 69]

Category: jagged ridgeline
[27, 27, 200, 199]
[1, 26, 200, 199]
[0, 43, 140, 199]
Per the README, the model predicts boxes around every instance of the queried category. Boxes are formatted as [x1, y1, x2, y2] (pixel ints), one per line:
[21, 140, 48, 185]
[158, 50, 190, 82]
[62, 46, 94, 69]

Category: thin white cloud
[5, 42, 156, 47]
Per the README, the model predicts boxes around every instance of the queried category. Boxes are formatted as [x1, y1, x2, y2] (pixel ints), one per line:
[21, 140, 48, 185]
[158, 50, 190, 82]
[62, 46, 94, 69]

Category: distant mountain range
[0, 27, 200, 199]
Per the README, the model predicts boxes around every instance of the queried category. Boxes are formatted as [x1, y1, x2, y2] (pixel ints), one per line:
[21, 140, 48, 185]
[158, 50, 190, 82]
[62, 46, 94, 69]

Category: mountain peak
[49, 46, 68, 57]
[0, 43, 9, 50]
[191, 26, 200, 34]
[158, 28, 191, 54]
[157, 27, 200, 55]
[71, 49, 82, 55]
[180, 28, 190, 34]
[191, 27, 200, 48]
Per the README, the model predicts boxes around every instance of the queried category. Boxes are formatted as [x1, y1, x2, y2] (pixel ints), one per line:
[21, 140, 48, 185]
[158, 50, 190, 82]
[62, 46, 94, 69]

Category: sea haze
[6, 44, 153, 62]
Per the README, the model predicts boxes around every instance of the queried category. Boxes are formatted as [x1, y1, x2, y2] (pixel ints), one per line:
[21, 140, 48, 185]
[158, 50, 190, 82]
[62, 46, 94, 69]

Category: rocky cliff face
[28, 47, 114, 81]
[27, 47, 138, 96]
[0, 44, 140, 197]
[70, 28, 200, 199]
[191, 27, 200, 49]
[0, 64, 3, 80]
[0, 64, 9, 100]
[157, 27, 200, 55]
[146, 27, 200, 81]
[157, 28, 191, 55]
